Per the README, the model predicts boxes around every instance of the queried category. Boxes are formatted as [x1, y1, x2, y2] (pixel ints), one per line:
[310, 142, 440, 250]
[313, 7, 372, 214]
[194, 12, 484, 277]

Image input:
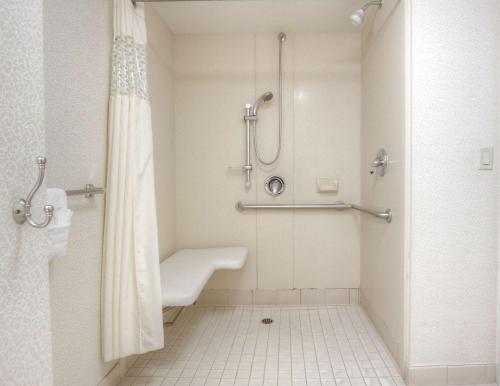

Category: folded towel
[47, 188, 73, 262]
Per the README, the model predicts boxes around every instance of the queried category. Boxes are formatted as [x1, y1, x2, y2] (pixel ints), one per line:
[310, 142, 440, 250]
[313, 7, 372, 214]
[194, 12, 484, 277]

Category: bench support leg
[162, 306, 184, 325]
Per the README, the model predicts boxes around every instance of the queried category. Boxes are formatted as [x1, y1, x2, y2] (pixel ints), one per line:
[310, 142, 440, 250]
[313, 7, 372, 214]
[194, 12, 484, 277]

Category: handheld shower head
[261, 91, 274, 102]
[252, 91, 273, 116]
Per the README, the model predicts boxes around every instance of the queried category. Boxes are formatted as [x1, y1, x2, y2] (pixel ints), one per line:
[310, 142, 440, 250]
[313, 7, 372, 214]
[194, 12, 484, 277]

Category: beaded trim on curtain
[111, 36, 149, 100]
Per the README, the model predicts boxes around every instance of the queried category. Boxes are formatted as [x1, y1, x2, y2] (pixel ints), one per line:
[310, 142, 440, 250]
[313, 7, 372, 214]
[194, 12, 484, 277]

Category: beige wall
[44, 2, 175, 384]
[359, 0, 405, 369]
[175, 32, 361, 291]
[146, 5, 176, 261]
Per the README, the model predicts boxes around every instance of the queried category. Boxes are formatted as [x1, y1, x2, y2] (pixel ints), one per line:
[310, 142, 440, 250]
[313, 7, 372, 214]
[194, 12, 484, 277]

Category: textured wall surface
[410, 0, 498, 366]
[0, 1, 52, 384]
[175, 33, 361, 291]
[360, 0, 405, 369]
[44, 0, 114, 384]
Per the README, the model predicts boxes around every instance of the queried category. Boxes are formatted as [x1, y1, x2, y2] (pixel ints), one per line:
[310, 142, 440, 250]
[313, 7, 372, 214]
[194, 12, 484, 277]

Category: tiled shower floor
[119, 305, 405, 386]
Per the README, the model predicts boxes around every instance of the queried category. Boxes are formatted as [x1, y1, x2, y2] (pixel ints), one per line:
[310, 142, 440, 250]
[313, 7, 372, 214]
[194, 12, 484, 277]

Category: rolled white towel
[47, 188, 73, 262]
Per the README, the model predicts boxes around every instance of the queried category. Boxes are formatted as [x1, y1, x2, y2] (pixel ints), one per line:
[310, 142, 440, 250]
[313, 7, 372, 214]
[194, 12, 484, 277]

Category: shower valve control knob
[369, 149, 388, 176]
[265, 176, 285, 196]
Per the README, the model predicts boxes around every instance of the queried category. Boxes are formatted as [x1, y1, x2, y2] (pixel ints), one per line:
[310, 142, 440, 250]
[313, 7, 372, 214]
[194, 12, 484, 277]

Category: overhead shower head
[350, 0, 383, 27]
[350, 9, 366, 26]
[252, 92, 273, 116]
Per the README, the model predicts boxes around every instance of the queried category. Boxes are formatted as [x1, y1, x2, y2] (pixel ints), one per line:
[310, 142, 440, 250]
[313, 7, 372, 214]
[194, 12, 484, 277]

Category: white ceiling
[152, 0, 366, 34]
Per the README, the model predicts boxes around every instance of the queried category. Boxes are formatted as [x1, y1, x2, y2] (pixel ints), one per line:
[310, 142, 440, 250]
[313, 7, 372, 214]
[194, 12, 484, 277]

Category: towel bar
[66, 184, 105, 198]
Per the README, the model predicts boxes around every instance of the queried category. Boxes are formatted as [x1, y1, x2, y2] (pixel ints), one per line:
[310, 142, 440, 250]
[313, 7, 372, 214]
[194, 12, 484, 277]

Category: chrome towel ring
[13, 157, 54, 228]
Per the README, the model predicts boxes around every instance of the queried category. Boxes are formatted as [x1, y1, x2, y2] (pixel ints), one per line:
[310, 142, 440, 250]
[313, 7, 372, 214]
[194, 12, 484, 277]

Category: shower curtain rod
[133, 0, 220, 3]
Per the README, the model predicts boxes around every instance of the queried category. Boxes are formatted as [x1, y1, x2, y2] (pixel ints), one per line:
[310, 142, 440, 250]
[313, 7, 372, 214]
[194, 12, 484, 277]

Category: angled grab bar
[13, 157, 54, 228]
[236, 201, 392, 223]
[349, 204, 392, 222]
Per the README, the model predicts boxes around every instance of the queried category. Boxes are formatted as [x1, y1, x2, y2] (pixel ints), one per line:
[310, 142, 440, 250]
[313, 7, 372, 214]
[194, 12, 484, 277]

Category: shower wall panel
[174, 32, 361, 291]
[360, 0, 405, 369]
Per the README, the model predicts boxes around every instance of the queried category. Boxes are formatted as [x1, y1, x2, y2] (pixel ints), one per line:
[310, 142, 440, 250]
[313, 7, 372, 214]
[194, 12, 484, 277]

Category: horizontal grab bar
[236, 202, 351, 210]
[236, 201, 392, 223]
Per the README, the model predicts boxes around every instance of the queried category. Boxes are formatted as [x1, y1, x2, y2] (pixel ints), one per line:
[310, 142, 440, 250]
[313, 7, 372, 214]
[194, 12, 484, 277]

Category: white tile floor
[119, 305, 406, 386]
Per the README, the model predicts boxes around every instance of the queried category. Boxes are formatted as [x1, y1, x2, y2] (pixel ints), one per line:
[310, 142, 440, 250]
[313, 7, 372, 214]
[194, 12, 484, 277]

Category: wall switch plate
[480, 147, 494, 170]
[317, 177, 339, 193]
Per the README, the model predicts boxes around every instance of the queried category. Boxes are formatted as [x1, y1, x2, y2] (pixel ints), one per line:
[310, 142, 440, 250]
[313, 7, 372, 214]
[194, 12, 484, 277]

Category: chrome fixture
[133, 0, 218, 4]
[66, 184, 105, 198]
[242, 103, 255, 189]
[243, 92, 274, 188]
[132, 0, 212, 4]
[236, 201, 392, 223]
[350, 0, 383, 26]
[241, 32, 286, 189]
[13, 157, 54, 228]
[264, 176, 285, 196]
[369, 149, 388, 176]
[251, 91, 273, 116]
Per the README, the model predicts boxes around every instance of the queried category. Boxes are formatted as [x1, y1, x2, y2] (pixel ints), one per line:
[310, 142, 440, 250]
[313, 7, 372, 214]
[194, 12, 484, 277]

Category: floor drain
[261, 318, 273, 324]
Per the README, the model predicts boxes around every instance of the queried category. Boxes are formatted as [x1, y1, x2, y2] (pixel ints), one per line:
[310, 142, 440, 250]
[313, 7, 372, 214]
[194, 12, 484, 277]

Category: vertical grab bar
[12, 157, 54, 228]
[243, 104, 254, 189]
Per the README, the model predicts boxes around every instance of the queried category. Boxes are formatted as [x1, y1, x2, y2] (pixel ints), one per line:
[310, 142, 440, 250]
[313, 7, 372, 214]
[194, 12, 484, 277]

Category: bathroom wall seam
[253, 33, 260, 290]
[173, 32, 181, 258]
[497, 16, 500, 378]
[291, 32, 296, 290]
[496, 1, 500, 378]
[403, 0, 413, 379]
[171, 22, 177, 254]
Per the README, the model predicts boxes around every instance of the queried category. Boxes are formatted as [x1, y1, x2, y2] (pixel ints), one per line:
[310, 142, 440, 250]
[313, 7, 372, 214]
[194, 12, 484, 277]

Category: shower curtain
[101, 0, 164, 362]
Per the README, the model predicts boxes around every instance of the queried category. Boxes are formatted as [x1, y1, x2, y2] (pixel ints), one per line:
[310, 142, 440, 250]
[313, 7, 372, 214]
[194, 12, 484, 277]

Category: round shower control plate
[264, 176, 286, 196]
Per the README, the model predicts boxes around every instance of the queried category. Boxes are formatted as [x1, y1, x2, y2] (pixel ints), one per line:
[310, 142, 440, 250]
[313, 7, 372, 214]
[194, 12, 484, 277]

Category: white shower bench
[160, 247, 248, 310]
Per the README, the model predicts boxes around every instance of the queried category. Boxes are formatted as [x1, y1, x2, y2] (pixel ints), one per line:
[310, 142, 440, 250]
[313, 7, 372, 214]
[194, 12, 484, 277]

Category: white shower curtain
[101, 0, 164, 362]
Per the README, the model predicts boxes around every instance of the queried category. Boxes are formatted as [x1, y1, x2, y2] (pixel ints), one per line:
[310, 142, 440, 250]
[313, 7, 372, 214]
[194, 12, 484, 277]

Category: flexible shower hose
[253, 33, 285, 166]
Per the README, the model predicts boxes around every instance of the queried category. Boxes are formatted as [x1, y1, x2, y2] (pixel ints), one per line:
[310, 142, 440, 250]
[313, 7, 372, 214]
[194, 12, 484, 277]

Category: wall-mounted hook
[13, 157, 54, 228]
